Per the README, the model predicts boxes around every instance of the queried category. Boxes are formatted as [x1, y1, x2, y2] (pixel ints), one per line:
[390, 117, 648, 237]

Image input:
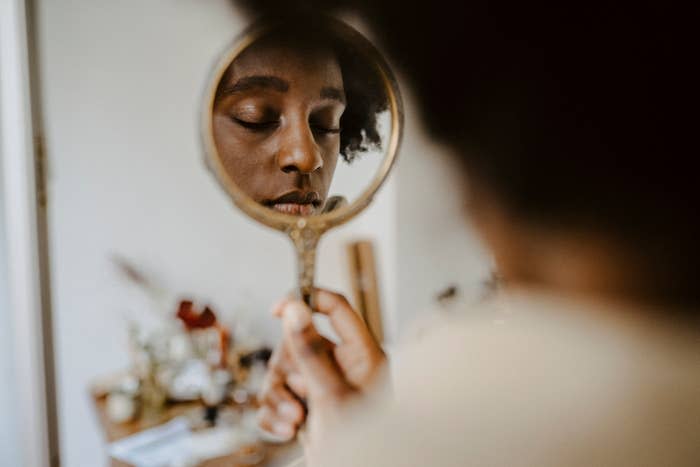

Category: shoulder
[366, 293, 700, 466]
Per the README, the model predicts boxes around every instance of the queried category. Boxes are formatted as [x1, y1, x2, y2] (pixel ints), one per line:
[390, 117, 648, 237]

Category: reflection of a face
[213, 39, 346, 216]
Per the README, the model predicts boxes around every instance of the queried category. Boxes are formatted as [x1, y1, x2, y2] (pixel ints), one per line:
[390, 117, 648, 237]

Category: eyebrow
[218, 75, 346, 104]
[320, 86, 346, 104]
[221, 75, 290, 96]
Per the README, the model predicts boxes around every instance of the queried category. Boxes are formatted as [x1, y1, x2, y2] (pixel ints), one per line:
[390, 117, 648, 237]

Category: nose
[276, 120, 323, 174]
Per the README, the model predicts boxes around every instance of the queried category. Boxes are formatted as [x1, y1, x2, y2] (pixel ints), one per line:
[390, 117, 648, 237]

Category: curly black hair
[215, 18, 389, 163]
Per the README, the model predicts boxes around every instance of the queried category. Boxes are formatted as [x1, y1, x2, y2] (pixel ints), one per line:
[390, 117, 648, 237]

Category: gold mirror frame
[201, 16, 403, 303]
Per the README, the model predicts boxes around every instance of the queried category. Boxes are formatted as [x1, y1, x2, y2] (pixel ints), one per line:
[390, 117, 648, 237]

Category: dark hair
[215, 19, 389, 162]
[236, 2, 698, 306]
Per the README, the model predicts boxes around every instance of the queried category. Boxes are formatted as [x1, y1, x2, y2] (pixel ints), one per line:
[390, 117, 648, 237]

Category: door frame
[1, 0, 58, 465]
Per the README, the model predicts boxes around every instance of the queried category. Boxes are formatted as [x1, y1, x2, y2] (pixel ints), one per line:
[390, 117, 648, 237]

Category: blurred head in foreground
[237, 2, 698, 313]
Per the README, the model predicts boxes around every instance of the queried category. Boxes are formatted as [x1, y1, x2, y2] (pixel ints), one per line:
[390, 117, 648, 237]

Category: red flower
[176, 300, 217, 330]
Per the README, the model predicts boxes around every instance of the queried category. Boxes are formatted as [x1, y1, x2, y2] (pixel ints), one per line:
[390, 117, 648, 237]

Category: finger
[263, 346, 294, 393]
[285, 371, 308, 398]
[267, 348, 311, 399]
[280, 352, 332, 400]
[312, 288, 376, 347]
[265, 340, 327, 400]
[281, 301, 353, 402]
[266, 346, 285, 380]
[267, 341, 299, 374]
[256, 406, 295, 441]
[260, 385, 305, 424]
[271, 295, 295, 318]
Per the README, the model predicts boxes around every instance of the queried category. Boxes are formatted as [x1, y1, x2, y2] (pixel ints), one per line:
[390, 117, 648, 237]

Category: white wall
[395, 94, 492, 330]
[38, 1, 397, 466]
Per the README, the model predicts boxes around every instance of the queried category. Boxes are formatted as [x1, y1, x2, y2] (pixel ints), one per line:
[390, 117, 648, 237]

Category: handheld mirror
[202, 17, 403, 305]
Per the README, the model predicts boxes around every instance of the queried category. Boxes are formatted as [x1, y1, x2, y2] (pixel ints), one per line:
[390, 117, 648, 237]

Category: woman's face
[213, 41, 346, 216]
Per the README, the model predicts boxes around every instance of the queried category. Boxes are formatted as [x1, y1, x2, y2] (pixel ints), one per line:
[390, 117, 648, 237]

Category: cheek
[212, 114, 277, 192]
[213, 115, 272, 162]
[213, 114, 244, 153]
[320, 139, 340, 177]
[319, 137, 340, 161]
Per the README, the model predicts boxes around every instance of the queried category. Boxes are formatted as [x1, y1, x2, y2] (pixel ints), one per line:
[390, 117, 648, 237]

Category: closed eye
[311, 125, 341, 135]
[232, 117, 279, 132]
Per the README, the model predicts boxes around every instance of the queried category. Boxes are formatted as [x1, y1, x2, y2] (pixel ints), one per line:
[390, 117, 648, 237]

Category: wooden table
[92, 394, 301, 467]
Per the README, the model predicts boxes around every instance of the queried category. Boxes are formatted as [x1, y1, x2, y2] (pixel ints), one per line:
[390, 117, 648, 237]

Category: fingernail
[278, 402, 298, 418]
[273, 422, 294, 438]
[283, 302, 311, 332]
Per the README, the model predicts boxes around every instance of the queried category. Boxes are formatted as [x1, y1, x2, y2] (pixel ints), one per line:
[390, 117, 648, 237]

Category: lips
[263, 191, 321, 216]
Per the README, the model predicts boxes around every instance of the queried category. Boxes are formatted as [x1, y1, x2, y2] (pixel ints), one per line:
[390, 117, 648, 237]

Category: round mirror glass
[202, 17, 402, 232]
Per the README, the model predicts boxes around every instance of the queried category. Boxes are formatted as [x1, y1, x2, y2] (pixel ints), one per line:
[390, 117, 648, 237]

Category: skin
[257, 289, 386, 441]
[212, 40, 346, 215]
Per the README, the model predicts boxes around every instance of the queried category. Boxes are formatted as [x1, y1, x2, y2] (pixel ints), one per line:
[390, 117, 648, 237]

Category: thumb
[281, 301, 353, 404]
